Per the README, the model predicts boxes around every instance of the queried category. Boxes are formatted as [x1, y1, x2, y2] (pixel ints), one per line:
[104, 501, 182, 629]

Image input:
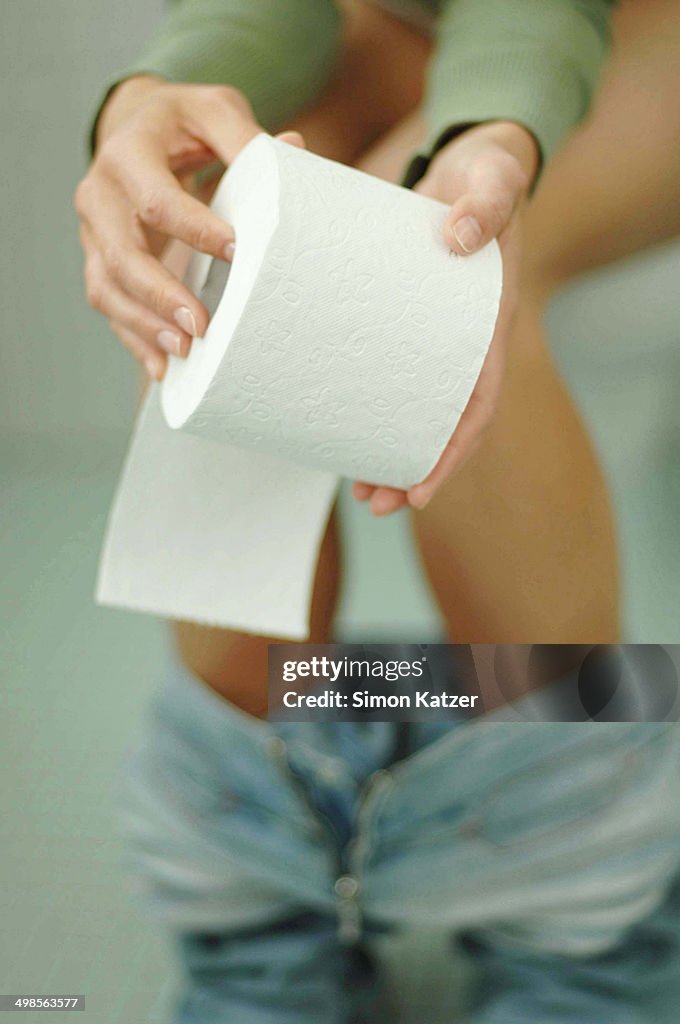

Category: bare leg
[174, 512, 342, 717]
[411, 301, 620, 642]
[411, 0, 680, 642]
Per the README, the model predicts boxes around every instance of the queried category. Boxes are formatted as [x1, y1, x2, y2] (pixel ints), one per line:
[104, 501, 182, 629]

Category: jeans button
[334, 875, 359, 900]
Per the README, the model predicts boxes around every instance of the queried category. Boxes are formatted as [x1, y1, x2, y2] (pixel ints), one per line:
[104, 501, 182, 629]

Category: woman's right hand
[75, 76, 269, 379]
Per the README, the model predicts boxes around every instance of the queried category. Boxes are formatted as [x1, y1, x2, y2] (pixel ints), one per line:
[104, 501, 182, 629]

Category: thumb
[276, 130, 306, 149]
[444, 170, 524, 255]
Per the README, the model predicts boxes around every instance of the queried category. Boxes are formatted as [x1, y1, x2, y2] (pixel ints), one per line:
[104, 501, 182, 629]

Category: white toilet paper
[97, 135, 502, 639]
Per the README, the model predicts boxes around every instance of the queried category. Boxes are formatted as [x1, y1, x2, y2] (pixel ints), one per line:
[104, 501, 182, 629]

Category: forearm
[417, 0, 616, 182]
[96, 0, 342, 136]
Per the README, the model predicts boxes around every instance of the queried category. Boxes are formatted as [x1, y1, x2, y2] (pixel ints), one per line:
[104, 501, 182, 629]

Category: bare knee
[171, 512, 341, 716]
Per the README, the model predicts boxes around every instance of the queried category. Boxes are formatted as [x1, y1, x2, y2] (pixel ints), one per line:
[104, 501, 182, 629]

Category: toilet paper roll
[97, 135, 502, 639]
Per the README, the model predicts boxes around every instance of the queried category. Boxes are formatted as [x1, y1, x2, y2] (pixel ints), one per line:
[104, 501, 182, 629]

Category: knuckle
[102, 243, 126, 277]
[130, 307, 154, 338]
[206, 83, 240, 108]
[149, 279, 172, 316]
[138, 186, 171, 229]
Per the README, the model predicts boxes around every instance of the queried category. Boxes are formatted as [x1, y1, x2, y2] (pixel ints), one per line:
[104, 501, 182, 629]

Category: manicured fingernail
[144, 356, 163, 380]
[452, 216, 482, 253]
[224, 241, 235, 261]
[174, 306, 197, 336]
[157, 329, 183, 356]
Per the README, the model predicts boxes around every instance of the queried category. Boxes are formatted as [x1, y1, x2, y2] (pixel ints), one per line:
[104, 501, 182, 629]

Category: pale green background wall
[1, 2, 679, 1021]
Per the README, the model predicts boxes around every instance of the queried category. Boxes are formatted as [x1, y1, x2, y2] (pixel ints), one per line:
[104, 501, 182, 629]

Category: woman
[75, 2, 680, 1021]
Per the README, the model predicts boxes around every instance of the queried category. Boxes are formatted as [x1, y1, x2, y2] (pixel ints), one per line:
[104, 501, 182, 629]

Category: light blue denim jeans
[120, 661, 680, 1023]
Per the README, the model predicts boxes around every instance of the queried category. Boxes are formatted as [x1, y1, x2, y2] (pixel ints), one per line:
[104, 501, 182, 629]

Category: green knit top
[107, 0, 616, 168]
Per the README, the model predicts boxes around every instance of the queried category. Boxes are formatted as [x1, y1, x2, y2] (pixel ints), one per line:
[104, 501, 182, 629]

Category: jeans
[119, 661, 680, 1023]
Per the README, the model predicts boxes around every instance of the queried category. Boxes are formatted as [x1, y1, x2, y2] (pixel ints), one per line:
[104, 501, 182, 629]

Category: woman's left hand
[352, 120, 539, 515]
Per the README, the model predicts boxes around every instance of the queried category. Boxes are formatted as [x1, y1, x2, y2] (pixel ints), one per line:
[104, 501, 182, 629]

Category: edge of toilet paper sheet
[96, 390, 338, 639]
[96, 136, 503, 639]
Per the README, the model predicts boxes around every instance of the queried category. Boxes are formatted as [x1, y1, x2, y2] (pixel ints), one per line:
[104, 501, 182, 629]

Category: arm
[358, 0, 618, 514]
[77, 1, 341, 379]
[423, 0, 615, 172]
[96, 0, 341, 139]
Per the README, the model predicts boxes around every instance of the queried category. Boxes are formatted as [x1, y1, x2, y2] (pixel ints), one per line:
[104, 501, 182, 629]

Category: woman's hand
[353, 120, 539, 515]
[75, 76, 299, 379]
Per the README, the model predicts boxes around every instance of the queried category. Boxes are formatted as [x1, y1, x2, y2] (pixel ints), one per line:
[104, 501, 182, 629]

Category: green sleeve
[424, 0, 617, 166]
[102, 0, 342, 133]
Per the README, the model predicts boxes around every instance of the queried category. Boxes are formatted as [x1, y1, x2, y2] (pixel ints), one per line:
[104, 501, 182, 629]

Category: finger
[85, 253, 192, 358]
[352, 481, 375, 502]
[407, 406, 488, 510]
[120, 151, 235, 261]
[369, 487, 408, 517]
[116, 247, 211, 337]
[443, 157, 528, 255]
[276, 130, 305, 149]
[84, 186, 210, 335]
[110, 321, 167, 381]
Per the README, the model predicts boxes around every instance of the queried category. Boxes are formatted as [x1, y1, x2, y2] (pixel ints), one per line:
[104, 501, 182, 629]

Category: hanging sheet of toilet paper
[96, 135, 502, 639]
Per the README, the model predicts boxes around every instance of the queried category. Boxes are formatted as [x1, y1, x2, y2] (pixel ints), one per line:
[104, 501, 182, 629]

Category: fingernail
[452, 216, 482, 254]
[224, 241, 235, 261]
[157, 329, 183, 356]
[174, 306, 197, 337]
[144, 356, 164, 380]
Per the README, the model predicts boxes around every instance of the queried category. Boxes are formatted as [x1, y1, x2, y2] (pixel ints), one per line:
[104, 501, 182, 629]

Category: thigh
[173, 510, 341, 717]
[412, 2, 680, 643]
[411, 297, 620, 642]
